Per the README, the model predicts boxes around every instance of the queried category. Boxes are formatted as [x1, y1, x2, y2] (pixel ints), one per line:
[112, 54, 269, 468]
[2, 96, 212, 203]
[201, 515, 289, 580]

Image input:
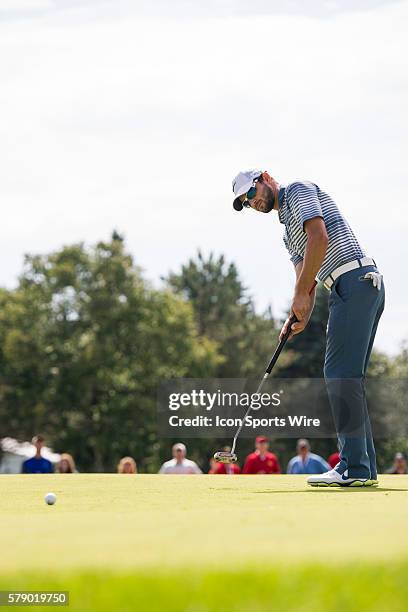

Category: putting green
[1, 475, 407, 611]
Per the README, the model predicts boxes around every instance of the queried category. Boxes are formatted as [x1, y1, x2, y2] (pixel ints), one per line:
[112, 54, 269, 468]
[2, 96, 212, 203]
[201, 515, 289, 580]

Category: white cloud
[0, 0, 407, 354]
[0, 0, 52, 12]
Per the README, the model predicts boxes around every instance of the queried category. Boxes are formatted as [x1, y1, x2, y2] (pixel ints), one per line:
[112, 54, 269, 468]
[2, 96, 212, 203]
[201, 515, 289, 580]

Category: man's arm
[295, 217, 328, 295]
[280, 217, 328, 339]
[291, 217, 328, 334]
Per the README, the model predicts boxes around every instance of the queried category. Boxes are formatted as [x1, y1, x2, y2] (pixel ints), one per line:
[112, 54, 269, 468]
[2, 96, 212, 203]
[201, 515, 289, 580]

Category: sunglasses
[241, 178, 260, 207]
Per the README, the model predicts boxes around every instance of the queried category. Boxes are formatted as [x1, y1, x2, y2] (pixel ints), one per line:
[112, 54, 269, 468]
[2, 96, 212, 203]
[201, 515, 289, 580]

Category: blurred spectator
[1, 437, 59, 474]
[208, 457, 218, 474]
[243, 436, 281, 474]
[287, 439, 330, 474]
[386, 452, 407, 474]
[210, 447, 241, 475]
[328, 451, 341, 469]
[57, 453, 77, 473]
[21, 435, 53, 474]
[117, 456, 137, 474]
[159, 443, 202, 474]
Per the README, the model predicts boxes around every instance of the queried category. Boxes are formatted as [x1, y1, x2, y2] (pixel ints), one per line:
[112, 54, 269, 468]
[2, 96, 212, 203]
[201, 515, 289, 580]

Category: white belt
[323, 257, 376, 290]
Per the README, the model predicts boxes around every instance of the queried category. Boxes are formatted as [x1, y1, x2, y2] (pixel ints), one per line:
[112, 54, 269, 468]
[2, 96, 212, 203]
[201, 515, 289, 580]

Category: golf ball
[45, 492, 57, 505]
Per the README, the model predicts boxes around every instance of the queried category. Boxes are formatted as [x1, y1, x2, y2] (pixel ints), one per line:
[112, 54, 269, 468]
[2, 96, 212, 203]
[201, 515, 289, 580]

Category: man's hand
[279, 289, 315, 341]
[292, 288, 314, 322]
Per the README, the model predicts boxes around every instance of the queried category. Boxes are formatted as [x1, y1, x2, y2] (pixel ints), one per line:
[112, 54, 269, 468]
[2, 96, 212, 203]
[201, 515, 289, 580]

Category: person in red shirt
[243, 436, 281, 474]
[208, 457, 218, 474]
[328, 451, 340, 469]
[209, 447, 241, 474]
[215, 462, 241, 475]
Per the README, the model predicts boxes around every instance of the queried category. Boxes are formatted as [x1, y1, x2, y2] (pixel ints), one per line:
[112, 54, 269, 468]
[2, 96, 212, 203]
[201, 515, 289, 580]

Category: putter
[214, 282, 317, 464]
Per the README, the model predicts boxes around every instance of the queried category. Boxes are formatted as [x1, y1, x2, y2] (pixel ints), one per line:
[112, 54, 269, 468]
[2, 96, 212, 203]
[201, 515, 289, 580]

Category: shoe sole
[308, 480, 377, 488]
[366, 480, 379, 487]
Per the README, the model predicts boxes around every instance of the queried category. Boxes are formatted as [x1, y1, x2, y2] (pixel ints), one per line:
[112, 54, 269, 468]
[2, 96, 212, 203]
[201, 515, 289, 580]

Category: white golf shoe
[307, 468, 374, 487]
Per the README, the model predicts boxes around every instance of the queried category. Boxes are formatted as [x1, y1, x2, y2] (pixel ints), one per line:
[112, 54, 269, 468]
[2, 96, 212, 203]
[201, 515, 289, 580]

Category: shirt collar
[277, 185, 286, 224]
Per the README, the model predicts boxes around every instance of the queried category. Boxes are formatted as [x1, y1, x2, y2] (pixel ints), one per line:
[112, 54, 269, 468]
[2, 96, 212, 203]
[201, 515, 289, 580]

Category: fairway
[1, 475, 408, 611]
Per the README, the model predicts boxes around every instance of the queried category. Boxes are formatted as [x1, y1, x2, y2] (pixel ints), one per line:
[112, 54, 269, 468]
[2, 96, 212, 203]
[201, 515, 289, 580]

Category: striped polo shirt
[278, 181, 365, 283]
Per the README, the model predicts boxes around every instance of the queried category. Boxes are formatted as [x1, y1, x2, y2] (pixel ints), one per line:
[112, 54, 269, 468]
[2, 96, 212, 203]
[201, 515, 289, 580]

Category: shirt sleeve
[287, 181, 323, 232]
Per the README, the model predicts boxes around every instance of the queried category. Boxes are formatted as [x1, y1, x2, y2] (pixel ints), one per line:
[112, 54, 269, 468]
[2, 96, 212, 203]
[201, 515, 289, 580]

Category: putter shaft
[230, 282, 317, 456]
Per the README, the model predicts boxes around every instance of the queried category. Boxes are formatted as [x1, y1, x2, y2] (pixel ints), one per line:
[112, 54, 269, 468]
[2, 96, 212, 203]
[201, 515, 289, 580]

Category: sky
[0, 0, 407, 355]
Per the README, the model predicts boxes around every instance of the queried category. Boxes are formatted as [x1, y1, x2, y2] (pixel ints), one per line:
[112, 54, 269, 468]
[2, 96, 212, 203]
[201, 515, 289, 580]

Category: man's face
[247, 179, 276, 213]
[35, 440, 44, 453]
[256, 441, 269, 453]
[173, 447, 185, 461]
[298, 445, 308, 459]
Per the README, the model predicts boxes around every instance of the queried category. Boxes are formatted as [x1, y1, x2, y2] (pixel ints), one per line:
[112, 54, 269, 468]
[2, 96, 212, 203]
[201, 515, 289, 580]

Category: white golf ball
[45, 492, 57, 505]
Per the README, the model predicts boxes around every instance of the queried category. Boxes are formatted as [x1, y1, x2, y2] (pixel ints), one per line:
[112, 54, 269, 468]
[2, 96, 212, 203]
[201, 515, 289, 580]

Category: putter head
[214, 451, 238, 464]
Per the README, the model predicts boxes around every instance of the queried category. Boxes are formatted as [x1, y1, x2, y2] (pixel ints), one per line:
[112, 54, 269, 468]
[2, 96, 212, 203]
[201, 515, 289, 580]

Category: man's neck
[273, 182, 281, 210]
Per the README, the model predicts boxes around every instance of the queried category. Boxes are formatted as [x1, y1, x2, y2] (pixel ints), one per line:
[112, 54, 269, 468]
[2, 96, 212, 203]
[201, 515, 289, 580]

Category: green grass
[1, 474, 407, 611]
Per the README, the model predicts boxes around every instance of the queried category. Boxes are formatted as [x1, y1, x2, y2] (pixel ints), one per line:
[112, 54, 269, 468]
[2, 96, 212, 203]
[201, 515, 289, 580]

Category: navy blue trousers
[324, 265, 385, 479]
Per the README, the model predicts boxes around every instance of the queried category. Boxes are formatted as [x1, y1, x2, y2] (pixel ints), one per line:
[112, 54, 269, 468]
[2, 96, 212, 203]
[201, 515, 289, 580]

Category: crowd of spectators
[18, 434, 407, 476]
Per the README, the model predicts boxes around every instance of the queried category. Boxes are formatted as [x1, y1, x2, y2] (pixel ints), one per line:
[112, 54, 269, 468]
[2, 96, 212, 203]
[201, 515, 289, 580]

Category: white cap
[173, 443, 186, 452]
[232, 169, 262, 211]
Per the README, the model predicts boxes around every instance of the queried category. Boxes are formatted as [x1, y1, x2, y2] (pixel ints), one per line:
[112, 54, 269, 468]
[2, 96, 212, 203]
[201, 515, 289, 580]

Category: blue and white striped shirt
[278, 181, 365, 282]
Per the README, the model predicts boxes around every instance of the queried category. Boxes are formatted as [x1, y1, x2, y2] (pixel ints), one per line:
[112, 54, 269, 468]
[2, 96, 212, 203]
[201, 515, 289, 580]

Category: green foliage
[165, 250, 278, 377]
[391, 343, 408, 377]
[0, 235, 220, 471]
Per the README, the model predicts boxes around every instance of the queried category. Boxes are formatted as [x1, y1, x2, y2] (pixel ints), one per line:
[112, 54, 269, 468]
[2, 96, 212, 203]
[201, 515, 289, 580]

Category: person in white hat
[158, 443, 202, 474]
[232, 169, 385, 488]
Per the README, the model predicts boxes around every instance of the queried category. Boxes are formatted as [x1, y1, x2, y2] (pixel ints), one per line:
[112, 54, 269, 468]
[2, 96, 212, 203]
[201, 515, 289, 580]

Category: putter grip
[282, 313, 298, 341]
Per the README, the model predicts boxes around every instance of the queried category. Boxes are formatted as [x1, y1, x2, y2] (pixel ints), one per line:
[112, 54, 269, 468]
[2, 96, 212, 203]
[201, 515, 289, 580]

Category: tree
[0, 234, 220, 471]
[165, 251, 278, 378]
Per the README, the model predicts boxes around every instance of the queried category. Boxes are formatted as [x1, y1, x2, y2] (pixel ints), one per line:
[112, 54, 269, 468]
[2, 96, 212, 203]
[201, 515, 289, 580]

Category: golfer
[232, 170, 385, 487]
